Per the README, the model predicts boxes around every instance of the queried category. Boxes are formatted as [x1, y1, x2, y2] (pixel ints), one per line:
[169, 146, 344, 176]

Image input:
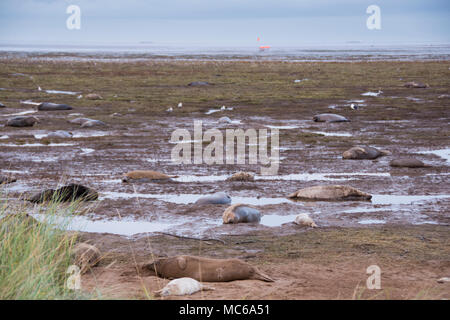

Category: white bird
[350, 103, 358, 110]
[221, 105, 226, 110]
[38, 86, 42, 91]
[166, 107, 173, 112]
[178, 102, 182, 108]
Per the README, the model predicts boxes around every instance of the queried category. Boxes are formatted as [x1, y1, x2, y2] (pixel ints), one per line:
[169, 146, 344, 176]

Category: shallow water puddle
[418, 148, 450, 163]
[371, 194, 450, 205]
[44, 89, 79, 95]
[80, 148, 95, 154]
[260, 214, 298, 227]
[72, 131, 109, 138]
[308, 131, 352, 137]
[361, 91, 382, 97]
[0, 142, 75, 147]
[265, 125, 299, 130]
[358, 219, 386, 225]
[1, 110, 37, 117]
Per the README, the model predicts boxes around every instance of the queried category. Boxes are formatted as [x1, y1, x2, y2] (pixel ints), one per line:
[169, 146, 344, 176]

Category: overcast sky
[0, 0, 449, 46]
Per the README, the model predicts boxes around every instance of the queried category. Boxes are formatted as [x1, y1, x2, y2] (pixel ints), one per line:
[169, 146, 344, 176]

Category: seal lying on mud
[143, 255, 274, 282]
[154, 277, 214, 297]
[85, 93, 103, 100]
[342, 146, 390, 160]
[389, 158, 428, 168]
[27, 183, 98, 203]
[6, 116, 39, 127]
[227, 171, 254, 182]
[195, 192, 231, 205]
[122, 170, 173, 182]
[71, 242, 101, 274]
[294, 213, 317, 228]
[0, 176, 16, 184]
[404, 81, 429, 88]
[68, 117, 106, 127]
[288, 185, 372, 201]
[37, 102, 73, 111]
[223, 204, 261, 224]
[313, 113, 349, 122]
[187, 81, 212, 87]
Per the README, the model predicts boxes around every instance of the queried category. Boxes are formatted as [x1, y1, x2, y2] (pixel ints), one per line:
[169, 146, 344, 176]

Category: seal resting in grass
[6, 116, 39, 127]
[227, 171, 254, 182]
[37, 102, 72, 111]
[27, 183, 98, 203]
[154, 278, 214, 297]
[72, 242, 101, 274]
[195, 192, 231, 205]
[288, 185, 372, 201]
[143, 255, 274, 282]
[313, 113, 349, 122]
[294, 213, 318, 228]
[404, 81, 429, 88]
[122, 170, 172, 183]
[342, 146, 390, 160]
[187, 81, 211, 87]
[389, 158, 428, 168]
[222, 203, 261, 224]
[85, 93, 103, 100]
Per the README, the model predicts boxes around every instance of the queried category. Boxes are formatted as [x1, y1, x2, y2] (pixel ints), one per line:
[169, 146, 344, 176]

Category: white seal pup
[294, 213, 318, 228]
[154, 277, 214, 297]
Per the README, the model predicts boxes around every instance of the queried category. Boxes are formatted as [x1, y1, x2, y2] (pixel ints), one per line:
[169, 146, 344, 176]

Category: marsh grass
[0, 188, 93, 299]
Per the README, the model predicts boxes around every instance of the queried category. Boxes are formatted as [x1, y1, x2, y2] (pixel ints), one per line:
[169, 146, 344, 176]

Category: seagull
[350, 103, 358, 110]
[178, 102, 182, 108]
[166, 107, 173, 112]
[221, 105, 226, 110]
[38, 86, 42, 91]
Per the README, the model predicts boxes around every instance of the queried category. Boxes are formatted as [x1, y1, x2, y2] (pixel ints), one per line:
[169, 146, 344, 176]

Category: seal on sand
[27, 183, 98, 203]
[288, 185, 372, 201]
[223, 203, 261, 224]
[195, 192, 231, 205]
[294, 213, 317, 227]
[343, 146, 390, 160]
[154, 277, 214, 297]
[227, 172, 254, 182]
[37, 102, 73, 111]
[313, 113, 349, 122]
[143, 255, 274, 282]
[6, 116, 39, 127]
[72, 242, 101, 274]
[122, 170, 172, 183]
[389, 158, 428, 168]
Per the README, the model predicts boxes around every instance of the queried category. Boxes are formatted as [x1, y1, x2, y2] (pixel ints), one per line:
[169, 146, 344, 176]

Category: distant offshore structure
[257, 37, 271, 52]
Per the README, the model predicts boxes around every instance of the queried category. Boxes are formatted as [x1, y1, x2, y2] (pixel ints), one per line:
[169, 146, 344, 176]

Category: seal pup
[227, 172, 254, 182]
[143, 255, 274, 282]
[71, 242, 101, 274]
[223, 204, 261, 224]
[218, 116, 232, 123]
[80, 120, 106, 128]
[289, 185, 372, 201]
[195, 192, 231, 205]
[6, 116, 39, 127]
[313, 113, 349, 122]
[294, 213, 318, 228]
[343, 146, 391, 160]
[27, 183, 98, 203]
[122, 170, 173, 183]
[389, 158, 428, 168]
[404, 81, 429, 88]
[154, 278, 214, 297]
[37, 102, 73, 111]
[68, 117, 92, 125]
[47, 131, 73, 139]
[0, 176, 16, 184]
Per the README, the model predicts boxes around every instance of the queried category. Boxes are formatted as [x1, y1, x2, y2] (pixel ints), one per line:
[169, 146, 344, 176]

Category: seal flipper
[253, 269, 274, 282]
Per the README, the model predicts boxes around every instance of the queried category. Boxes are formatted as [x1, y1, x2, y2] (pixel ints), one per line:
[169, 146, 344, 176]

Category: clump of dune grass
[0, 189, 92, 299]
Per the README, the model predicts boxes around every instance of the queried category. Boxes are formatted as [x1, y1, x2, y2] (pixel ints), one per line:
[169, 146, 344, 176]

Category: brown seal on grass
[288, 185, 372, 201]
[142, 255, 274, 282]
[342, 146, 390, 160]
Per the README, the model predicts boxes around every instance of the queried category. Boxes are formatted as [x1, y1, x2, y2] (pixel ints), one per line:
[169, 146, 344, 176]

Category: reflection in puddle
[260, 214, 298, 227]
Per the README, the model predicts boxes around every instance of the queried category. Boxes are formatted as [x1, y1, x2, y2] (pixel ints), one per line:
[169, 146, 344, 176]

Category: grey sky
[0, 0, 448, 46]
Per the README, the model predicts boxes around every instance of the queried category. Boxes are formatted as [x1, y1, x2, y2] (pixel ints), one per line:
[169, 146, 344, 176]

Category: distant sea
[0, 43, 449, 61]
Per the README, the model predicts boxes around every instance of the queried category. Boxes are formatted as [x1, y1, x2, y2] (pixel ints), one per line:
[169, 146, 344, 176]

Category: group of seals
[222, 204, 261, 224]
[27, 183, 98, 203]
[288, 185, 372, 201]
[143, 255, 274, 282]
[6, 116, 39, 127]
